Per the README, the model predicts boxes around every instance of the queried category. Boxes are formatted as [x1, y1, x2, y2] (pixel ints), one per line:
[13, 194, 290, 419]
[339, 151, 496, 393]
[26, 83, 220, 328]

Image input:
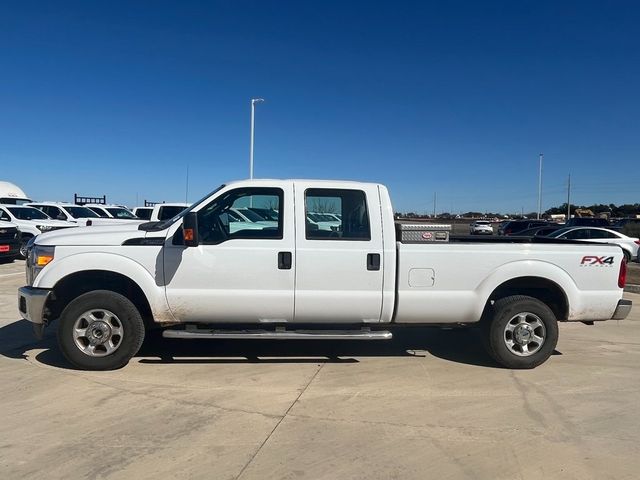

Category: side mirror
[57, 214, 66, 221]
[183, 212, 199, 247]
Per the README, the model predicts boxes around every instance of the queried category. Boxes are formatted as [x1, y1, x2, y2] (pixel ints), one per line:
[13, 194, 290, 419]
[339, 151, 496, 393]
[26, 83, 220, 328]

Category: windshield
[235, 208, 266, 222]
[135, 208, 152, 220]
[547, 227, 573, 238]
[0, 197, 32, 205]
[107, 207, 136, 219]
[65, 206, 100, 218]
[316, 213, 338, 222]
[7, 207, 50, 220]
[159, 206, 187, 221]
[88, 206, 110, 218]
[249, 208, 279, 221]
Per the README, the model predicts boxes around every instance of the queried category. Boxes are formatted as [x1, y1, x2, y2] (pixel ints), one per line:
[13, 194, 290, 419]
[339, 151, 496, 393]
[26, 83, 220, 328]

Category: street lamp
[249, 98, 264, 179]
[537, 153, 543, 219]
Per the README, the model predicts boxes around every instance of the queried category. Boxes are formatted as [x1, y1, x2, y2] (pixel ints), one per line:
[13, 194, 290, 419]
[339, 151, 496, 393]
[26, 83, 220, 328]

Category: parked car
[86, 205, 140, 220]
[0, 222, 21, 262]
[0, 205, 76, 258]
[610, 218, 640, 232]
[132, 207, 153, 220]
[27, 202, 132, 226]
[564, 217, 610, 228]
[469, 220, 493, 235]
[499, 220, 550, 236]
[18, 179, 631, 371]
[247, 207, 279, 222]
[232, 207, 278, 228]
[514, 225, 563, 238]
[547, 227, 639, 262]
[307, 212, 341, 231]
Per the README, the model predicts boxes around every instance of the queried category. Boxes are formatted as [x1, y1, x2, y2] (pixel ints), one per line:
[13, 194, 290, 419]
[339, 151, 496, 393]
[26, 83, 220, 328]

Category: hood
[73, 217, 145, 227]
[29, 219, 76, 228]
[0, 222, 19, 231]
[35, 222, 158, 246]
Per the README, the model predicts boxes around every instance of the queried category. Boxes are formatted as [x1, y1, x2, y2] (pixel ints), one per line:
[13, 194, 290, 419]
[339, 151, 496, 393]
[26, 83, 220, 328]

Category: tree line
[396, 202, 640, 219]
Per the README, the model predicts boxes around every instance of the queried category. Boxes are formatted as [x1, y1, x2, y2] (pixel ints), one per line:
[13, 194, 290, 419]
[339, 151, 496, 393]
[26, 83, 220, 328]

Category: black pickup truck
[0, 225, 21, 262]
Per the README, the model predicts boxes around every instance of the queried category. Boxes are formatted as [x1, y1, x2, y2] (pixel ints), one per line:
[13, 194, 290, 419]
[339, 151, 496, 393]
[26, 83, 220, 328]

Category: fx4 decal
[580, 255, 615, 266]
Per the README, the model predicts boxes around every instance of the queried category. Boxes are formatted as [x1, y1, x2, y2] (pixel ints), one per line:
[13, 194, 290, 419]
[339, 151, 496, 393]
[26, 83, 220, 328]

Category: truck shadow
[0, 319, 534, 369]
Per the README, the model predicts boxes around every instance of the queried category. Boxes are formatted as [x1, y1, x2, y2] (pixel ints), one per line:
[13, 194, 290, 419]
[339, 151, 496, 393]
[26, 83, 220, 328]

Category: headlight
[28, 245, 55, 285]
[37, 225, 54, 231]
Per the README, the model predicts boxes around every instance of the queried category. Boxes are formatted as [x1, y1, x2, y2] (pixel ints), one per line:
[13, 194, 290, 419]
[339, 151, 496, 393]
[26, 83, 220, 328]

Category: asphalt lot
[1, 259, 639, 480]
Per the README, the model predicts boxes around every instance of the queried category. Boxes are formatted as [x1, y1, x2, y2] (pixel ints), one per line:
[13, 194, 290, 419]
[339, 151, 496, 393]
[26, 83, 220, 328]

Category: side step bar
[162, 328, 393, 341]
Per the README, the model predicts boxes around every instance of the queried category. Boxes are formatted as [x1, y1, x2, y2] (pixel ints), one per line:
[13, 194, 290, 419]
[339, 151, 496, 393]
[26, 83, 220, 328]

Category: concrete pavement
[1, 259, 639, 479]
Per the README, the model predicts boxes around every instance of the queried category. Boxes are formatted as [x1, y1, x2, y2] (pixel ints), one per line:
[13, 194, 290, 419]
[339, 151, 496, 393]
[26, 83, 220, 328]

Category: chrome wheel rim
[19, 241, 28, 258]
[503, 312, 546, 357]
[73, 309, 124, 357]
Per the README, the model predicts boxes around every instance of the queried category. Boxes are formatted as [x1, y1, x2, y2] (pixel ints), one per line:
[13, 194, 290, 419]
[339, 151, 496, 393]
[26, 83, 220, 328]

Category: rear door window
[304, 189, 370, 240]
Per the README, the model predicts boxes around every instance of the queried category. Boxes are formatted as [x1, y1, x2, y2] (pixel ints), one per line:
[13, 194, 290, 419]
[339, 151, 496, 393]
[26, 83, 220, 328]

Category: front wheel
[57, 290, 145, 370]
[483, 295, 558, 369]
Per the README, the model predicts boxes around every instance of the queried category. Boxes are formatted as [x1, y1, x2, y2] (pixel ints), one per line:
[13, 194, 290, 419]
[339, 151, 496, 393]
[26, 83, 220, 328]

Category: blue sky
[1, 1, 639, 214]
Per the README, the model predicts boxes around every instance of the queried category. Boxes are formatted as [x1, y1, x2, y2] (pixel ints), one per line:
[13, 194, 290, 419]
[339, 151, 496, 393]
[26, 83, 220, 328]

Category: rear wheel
[483, 295, 558, 369]
[57, 290, 145, 370]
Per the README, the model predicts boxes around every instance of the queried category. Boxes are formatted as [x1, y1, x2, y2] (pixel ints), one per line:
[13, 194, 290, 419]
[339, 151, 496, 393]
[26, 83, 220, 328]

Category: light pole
[249, 98, 264, 179]
[537, 153, 543, 219]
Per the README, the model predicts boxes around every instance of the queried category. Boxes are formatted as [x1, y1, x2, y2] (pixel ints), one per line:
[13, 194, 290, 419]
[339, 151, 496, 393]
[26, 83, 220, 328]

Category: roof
[224, 178, 382, 189]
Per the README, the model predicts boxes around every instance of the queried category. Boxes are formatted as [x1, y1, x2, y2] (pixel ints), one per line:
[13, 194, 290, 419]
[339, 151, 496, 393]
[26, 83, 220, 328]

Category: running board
[162, 328, 392, 341]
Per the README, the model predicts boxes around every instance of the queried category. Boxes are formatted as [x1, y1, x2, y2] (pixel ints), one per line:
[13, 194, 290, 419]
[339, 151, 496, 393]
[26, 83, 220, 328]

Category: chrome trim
[611, 299, 632, 320]
[18, 286, 51, 325]
[163, 328, 393, 340]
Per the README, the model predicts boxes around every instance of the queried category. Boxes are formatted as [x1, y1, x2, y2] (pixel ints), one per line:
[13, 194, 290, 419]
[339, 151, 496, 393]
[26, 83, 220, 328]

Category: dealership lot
[1, 259, 639, 479]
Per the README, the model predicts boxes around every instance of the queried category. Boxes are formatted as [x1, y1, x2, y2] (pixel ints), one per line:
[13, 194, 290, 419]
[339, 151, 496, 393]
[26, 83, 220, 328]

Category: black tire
[19, 236, 31, 259]
[57, 290, 145, 370]
[483, 295, 558, 369]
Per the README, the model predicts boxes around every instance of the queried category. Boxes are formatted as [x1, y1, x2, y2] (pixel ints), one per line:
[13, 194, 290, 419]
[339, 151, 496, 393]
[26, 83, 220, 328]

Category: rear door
[293, 183, 384, 323]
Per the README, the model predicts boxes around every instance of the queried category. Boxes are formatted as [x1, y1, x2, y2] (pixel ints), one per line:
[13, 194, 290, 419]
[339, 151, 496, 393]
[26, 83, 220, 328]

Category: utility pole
[433, 192, 437, 218]
[566, 173, 571, 220]
[537, 153, 543, 219]
[249, 98, 264, 179]
[185, 165, 189, 204]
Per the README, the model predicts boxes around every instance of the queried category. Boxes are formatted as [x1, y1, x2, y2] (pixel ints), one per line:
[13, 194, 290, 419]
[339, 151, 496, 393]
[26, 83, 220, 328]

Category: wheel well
[485, 276, 569, 321]
[47, 270, 153, 326]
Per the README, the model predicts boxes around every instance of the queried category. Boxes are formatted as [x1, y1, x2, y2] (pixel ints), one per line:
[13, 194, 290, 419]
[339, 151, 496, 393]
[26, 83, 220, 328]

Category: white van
[0, 181, 32, 205]
[0, 204, 76, 258]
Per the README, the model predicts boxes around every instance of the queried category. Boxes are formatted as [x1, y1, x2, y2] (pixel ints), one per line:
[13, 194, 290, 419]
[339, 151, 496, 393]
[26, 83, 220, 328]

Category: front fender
[34, 251, 174, 323]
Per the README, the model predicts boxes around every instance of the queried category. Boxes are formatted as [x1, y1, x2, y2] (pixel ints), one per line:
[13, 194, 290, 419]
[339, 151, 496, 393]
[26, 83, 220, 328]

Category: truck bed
[394, 240, 623, 324]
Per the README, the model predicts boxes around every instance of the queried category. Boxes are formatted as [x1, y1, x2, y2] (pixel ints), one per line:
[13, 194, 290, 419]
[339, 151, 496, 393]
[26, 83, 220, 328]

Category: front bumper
[611, 299, 632, 320]
[18, 286, 52, 324]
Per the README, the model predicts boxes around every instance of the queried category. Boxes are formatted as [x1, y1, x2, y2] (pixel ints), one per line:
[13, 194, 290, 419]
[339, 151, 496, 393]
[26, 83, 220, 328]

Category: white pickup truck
[18, 180, 632, 371]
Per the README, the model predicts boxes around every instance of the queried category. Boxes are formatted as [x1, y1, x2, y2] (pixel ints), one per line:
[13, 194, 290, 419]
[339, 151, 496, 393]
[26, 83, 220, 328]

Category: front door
[163, 184, 295, 323]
